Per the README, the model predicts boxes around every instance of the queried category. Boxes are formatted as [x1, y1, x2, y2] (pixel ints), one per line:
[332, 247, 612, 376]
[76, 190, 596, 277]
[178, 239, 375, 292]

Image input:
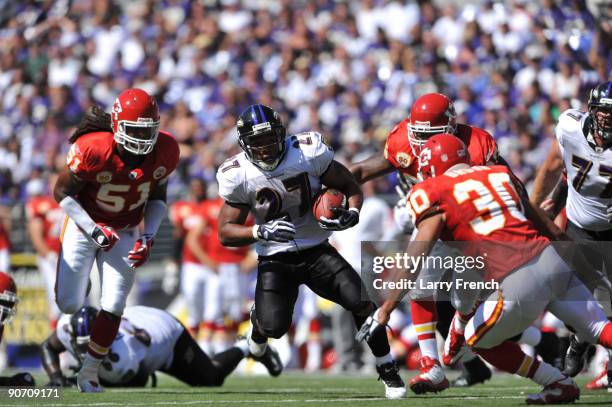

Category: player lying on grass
[41, 305, 282, 387]
[357, 134, 612, 404]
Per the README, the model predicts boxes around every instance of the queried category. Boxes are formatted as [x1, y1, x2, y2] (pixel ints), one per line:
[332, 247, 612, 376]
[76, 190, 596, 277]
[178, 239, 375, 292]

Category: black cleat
[251, 345, 283, 377]
[563, 335, 590, 377]
[452, 357, 492, 387]
[376, 361, 407, 399]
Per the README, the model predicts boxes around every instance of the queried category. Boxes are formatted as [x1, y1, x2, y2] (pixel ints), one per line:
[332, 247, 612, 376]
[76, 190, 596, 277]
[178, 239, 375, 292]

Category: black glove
[256, 217, 296, 243]
[355, 309, 384, 343]
[319, 208, 360, 231]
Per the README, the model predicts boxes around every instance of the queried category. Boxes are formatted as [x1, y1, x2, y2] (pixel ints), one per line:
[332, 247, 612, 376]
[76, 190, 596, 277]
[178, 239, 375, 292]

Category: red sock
[411, 299, 438, 360]
[475, 340, 540, 378]
[87, 310, 121, 359]
[598, 322, 612, 348]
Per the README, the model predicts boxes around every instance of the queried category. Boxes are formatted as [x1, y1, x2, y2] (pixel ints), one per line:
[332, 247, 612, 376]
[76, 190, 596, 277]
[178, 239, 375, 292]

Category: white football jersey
[557, 109, 612, 231]
[217, 131, 334, 256]
[99, 306, 184, 383]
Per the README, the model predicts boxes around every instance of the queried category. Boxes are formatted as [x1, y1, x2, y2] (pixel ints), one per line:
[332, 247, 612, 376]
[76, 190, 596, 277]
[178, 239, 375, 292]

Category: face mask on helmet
[115, 120, 160, 155]
[238, 113, 287, 171]
[589, 82, 612, 148]
[0, 290, 18, 326]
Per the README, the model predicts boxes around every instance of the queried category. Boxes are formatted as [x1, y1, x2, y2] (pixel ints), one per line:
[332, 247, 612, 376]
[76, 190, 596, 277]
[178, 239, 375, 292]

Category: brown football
[312, 188, 347, 222]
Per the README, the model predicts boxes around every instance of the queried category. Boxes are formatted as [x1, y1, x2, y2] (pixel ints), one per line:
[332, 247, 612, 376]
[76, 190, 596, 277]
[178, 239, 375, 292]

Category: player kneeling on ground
[41, 305, 282, 387]
[357, 134, 612, 404]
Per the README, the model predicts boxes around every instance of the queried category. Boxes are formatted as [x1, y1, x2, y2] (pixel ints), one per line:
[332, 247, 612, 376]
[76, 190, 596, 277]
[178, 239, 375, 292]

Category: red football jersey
[169, 201, 203, 264]
[200, 198, 249, 264]
[66, 131, 179, 229]
[406, 165, 548, 281]
[26, 196, 63, 253]
[384, 121, 498, 182]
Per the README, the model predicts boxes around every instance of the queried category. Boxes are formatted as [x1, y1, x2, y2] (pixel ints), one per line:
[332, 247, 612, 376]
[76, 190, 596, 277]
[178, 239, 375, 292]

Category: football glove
[256, 217, 296, 243]
[128, 236, 154, 268]
[319, 207, 360, 231]
[91, 225, 119, 251]
[355, 308, 385, 343]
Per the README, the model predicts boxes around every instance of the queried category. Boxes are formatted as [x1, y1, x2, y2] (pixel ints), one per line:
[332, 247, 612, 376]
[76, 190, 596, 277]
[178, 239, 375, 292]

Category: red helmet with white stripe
[0, 272, 18, 326]
[418, 133, 469, 179]
[408, 93, 457, 153]
[111, 88, 160, 155]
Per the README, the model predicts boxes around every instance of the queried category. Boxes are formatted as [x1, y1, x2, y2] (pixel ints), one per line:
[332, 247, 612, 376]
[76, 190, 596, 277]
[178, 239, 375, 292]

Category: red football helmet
[408, 93, 457, 152]
[111, 88, 160, 155]
[0, 272, 18, 326]
[418, 133, 469, 179]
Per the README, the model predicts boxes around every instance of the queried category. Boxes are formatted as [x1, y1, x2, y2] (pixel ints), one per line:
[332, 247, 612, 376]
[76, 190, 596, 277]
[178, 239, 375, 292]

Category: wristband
[348, 207, 360, 215]
[252, 225, 260, 240]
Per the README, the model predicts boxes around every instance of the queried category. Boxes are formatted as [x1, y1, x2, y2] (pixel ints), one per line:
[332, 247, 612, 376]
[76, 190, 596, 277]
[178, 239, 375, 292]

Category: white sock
[532, 361, 564, 386]
[453, 314, 468, 334]
[375, 353, 393, 366]
[234, 339, 250, 357]
[247, 326, 267, 357]
[306, 341, 322, 370]
[419, 338, 439, 360]
[80, 354, 102, 378]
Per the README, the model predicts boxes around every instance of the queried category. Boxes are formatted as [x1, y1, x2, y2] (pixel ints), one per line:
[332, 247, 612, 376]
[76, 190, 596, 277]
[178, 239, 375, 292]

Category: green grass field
[2, 371, 612, 406]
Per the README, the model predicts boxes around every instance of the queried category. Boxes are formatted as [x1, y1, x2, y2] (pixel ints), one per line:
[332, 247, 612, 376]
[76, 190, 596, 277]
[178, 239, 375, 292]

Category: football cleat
[525, 376, 579, 404]
[251, 345, 283, 377]
[376, 361, 406, 399]
[451, 357, 492, 387]
[586, 363, 608, 390]
[563, 335, 590, 377]
[443, 319, 466, 367]
[409, 356, 449, 394]
[77, 370, 103, 393]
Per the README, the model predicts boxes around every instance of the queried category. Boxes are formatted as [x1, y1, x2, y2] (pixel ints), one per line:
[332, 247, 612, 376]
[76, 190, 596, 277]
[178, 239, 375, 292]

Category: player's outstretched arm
[218, 202, 257, 247]
[40, 332, 68, 386]
[530, 141, 564, 207]
[349, 153, 395, 184]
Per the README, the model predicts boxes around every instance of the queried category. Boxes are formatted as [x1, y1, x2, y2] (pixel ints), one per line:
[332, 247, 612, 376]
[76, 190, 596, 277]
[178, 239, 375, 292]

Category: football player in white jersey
[216, 104, 405, 399]
[41, 306, 281, 387]
[531, 81, 612, 388]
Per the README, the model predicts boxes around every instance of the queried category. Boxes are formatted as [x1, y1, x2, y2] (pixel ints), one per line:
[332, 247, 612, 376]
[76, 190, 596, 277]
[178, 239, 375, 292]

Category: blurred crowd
[0, 0, 610, 208]
[0, 0, 610, 374]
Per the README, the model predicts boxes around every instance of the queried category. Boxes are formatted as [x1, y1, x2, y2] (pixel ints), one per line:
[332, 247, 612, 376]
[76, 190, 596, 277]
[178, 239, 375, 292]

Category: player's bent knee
[56, 296, 84, 314]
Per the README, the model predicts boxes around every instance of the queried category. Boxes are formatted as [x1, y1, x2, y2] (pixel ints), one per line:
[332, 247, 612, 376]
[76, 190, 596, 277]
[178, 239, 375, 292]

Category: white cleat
[376, 361, 407, 399]
[77, 371, 103, 393]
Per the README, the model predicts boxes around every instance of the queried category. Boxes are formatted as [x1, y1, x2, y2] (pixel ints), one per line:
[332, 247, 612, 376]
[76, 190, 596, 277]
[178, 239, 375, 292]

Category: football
[312, 188, 347, 222]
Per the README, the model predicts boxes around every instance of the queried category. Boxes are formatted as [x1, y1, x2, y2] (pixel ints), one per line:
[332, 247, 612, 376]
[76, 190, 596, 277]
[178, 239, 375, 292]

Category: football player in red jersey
[351, 93, 499, 392]
[26, 176, 63, 328]
[0, 272, 35, 386]
[53, 88, 180, 392]
[358, 134, 612, 404]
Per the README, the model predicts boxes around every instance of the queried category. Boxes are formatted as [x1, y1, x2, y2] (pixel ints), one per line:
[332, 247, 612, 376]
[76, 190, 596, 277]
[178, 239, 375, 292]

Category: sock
[80, 353, 102, 379]
[375, 353, 393, 366]
[87, 310, 121, 359]
[352, 304, 391, 357]
[412, 299, 438, 360]
[247, 324, 267, 357]
[453, 311, 470, 334]
[306, 340, 322, 371]
[475, 340, 560, 385]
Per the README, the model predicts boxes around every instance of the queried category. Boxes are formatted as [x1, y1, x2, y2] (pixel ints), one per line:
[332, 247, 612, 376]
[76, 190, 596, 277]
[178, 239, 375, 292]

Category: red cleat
[586, 363, 608, 390]
[409, 356, 449, 394]
[443, 318, 466, 367]
[526, 376, 580, 404]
